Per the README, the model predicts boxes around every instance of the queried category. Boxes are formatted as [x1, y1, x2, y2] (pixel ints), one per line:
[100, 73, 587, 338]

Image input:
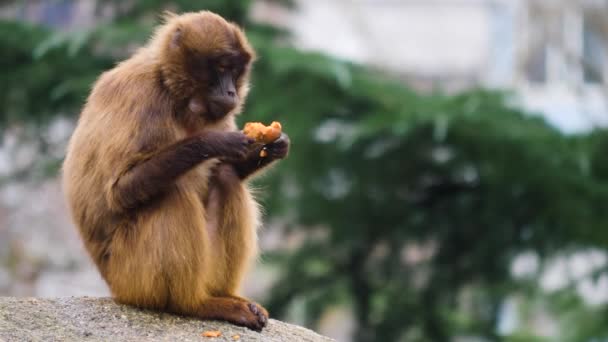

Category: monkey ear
[170, 27, 182, 49]
[160, 11, 181, 49]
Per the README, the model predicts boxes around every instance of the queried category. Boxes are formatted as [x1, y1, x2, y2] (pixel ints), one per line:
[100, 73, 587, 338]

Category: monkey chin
[207, 108, 232, 122]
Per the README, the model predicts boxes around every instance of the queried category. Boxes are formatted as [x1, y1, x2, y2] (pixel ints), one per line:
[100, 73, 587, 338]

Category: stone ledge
[0, 297, 334, 342]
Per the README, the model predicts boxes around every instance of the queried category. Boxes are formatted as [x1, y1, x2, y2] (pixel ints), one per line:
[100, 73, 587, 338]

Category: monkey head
[157, 11, 256, 122]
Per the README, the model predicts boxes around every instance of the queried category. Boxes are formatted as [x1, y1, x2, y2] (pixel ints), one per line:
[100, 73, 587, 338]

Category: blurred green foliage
[0, 20, 112, 128]
[1, 1, 608, 341]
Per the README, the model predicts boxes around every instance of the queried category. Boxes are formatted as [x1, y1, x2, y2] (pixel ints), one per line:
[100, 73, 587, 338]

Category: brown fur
[62, 11, 288, 331]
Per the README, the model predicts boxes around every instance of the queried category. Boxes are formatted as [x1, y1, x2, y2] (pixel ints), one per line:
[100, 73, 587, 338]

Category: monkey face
[161, 11, 255, 122]
[203, 55, 248, 120]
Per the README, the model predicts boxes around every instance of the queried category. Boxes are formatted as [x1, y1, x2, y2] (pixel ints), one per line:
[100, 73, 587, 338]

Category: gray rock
[0, 297, 334, 342]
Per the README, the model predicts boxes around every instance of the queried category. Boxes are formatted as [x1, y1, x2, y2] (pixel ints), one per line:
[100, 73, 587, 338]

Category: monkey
[61, 11, 289, 331]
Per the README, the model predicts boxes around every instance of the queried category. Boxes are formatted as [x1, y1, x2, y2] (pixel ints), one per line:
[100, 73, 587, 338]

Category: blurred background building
[252, 0, 608, 133]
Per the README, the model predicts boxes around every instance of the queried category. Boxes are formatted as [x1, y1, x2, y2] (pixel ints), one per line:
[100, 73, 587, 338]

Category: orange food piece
[202, 330, 222, 338]
[232, 335, 241, 340]
[243, 121, 282, 144]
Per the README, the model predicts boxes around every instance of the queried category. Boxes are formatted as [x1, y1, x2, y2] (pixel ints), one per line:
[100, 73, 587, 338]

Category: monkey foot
[227, 301, 268, 331]
[244, 302, 268, 331]
[197, 297, 268, 332]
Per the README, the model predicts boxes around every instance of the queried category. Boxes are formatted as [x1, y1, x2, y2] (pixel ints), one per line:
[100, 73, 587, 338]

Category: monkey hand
[260, 132, 290, 160]
[231, 133, 289, 180]
[203, 131, 254, 161]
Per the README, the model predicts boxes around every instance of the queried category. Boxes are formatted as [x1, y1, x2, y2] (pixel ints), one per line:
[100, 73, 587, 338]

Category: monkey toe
[246, 302, 268, 330]
[248, 302, 259, 314]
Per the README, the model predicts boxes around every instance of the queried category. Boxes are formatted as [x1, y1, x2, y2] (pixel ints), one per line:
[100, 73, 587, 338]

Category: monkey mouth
[206, 106, 231, 121]
[207, 97, 237, 121]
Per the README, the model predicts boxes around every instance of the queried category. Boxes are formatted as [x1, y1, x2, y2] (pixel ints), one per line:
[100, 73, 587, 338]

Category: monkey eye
[216, 61, 232, 73]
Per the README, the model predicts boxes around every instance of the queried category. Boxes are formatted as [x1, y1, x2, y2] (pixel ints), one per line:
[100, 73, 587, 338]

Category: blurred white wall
[253, 0, 608, 133]
[287, 0, 492, 77]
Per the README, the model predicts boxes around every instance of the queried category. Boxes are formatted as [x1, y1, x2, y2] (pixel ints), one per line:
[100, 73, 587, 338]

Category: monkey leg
[105, 223, 170, 310]
[106, 192, 211, 314]
[196, 296, 268, 331]
[205, 163, 260, 295]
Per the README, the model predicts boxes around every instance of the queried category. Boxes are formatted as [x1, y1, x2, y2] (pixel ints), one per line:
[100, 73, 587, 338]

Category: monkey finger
[264, 135, 289, 159]
[259, 147, 268, 158]
[274, 132, 290, 144]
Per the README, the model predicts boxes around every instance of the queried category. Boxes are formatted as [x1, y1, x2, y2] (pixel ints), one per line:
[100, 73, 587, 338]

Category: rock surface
[0, 297, 334, 342]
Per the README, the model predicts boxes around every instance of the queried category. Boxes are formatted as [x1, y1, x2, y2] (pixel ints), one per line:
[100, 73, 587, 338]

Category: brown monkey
[62, 11, 289, 331]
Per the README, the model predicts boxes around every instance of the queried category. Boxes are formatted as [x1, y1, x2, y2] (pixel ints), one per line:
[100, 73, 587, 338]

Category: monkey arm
[108, 132, 250, 211]
[234, 133, 290, 180]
